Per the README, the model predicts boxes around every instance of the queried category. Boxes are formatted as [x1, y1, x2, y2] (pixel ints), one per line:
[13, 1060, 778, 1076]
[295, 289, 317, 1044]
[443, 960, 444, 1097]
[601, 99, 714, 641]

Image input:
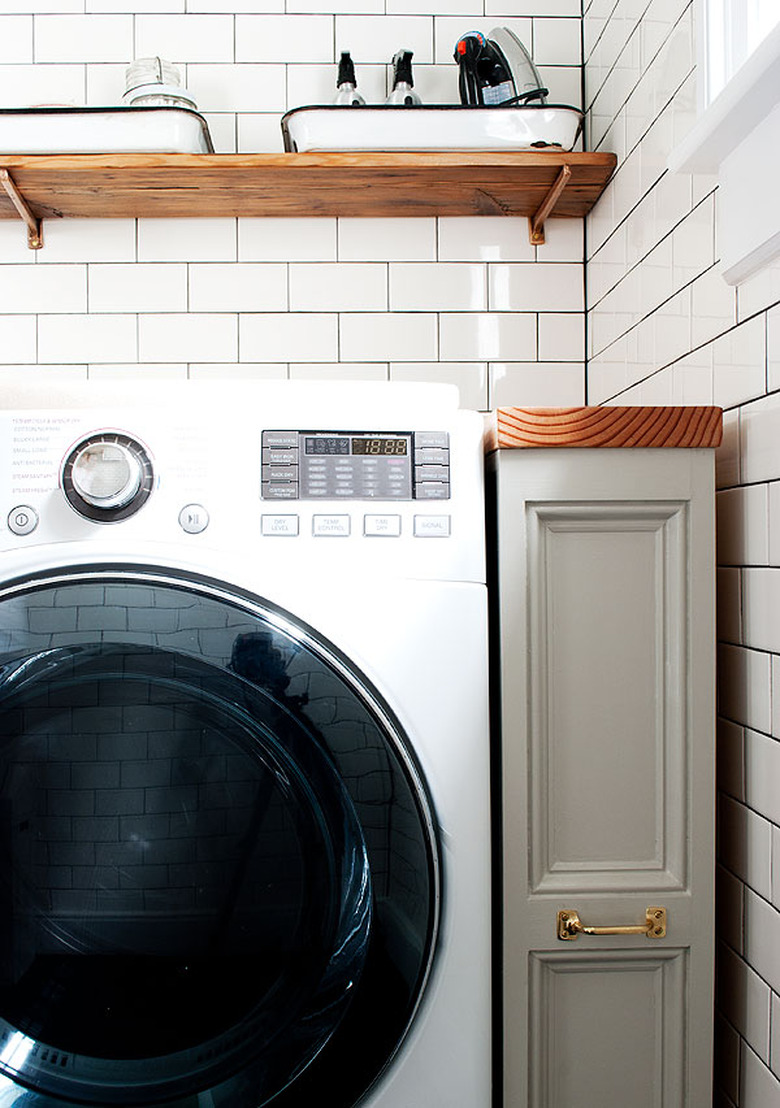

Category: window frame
[701, 0, 780, 106]
[668, 0, 780, 285]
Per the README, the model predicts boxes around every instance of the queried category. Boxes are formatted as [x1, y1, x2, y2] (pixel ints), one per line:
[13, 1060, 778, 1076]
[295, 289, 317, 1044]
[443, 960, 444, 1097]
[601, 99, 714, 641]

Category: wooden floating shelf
[0, 149, 617, 250]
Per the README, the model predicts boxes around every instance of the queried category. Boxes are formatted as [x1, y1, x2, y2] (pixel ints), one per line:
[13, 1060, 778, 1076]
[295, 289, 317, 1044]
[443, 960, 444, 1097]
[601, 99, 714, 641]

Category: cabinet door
[495, 448, 715, 1108]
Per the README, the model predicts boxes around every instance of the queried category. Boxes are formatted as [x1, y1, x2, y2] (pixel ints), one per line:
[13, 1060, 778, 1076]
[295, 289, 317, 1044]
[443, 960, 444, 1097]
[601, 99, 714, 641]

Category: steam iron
[454, 27, 548, 106]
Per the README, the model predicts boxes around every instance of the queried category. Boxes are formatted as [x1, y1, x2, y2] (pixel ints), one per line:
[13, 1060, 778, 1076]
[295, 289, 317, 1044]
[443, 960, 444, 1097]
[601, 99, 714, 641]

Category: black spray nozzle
[337, 51, 358, 88]
[391, 49, 415, 88]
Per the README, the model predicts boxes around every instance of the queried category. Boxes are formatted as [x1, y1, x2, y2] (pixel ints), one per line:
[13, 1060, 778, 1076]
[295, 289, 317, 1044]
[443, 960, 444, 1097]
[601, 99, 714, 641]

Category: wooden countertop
[486, 406, 723, 450]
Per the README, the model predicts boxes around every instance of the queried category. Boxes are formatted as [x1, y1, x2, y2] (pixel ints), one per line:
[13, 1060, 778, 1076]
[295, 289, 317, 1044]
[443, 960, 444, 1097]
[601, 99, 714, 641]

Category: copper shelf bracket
[0, 169, 43, 249]
[528, 163, 572, 246]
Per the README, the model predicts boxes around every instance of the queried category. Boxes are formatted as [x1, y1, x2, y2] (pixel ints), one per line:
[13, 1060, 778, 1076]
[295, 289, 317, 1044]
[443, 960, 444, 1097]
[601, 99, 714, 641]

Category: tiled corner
[717, 942, 771, 1062]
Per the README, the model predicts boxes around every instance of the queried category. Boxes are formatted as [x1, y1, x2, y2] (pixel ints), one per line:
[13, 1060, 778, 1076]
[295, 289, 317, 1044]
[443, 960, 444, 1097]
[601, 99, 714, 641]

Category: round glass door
[0, 569, 439, 1108]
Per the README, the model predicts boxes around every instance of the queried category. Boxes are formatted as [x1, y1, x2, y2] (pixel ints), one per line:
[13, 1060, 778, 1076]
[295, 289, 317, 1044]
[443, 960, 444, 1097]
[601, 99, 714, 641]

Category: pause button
[178, 504, 209, 534]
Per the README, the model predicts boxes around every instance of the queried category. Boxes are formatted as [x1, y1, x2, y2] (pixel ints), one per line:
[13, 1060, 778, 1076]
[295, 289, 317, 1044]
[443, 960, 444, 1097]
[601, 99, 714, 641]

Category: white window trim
[668, 11, 780, 285]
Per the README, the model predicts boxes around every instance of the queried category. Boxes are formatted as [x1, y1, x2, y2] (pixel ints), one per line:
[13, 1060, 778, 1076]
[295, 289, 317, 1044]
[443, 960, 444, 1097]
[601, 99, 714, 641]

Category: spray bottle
[334, 52, 365, 106]
[385, 49, 421, 106]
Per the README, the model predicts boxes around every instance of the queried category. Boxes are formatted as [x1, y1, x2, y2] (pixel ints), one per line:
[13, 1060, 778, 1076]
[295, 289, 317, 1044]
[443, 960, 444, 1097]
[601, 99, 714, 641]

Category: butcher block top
[486, 406, 723, 451]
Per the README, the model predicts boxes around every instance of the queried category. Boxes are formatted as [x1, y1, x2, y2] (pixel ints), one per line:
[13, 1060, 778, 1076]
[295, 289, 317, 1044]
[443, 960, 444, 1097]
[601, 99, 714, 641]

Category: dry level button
[414, 515, 451, 538]
[364, 514, 401, 537]
[262, 515, 300, 537]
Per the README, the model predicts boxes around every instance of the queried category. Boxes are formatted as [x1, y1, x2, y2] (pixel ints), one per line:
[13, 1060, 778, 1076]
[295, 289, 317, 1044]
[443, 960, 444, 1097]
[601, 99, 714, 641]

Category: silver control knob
[70, 441, 143, 509]
[62, 433, 154, 523]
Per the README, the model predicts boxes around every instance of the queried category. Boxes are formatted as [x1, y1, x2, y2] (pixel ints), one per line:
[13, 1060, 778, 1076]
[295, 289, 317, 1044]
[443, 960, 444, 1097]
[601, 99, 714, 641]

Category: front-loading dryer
[0, 382, 490, 1108]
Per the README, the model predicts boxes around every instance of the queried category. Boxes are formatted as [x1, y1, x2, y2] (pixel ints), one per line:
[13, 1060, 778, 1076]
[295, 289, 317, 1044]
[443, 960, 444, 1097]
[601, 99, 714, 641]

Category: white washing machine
[0, 381, 490, 1108]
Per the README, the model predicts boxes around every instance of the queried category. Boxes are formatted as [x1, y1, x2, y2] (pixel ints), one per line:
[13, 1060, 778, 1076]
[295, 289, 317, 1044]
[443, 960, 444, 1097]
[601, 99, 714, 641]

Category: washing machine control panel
[0, 392, 487, 581]
[261, 430, 450, 501]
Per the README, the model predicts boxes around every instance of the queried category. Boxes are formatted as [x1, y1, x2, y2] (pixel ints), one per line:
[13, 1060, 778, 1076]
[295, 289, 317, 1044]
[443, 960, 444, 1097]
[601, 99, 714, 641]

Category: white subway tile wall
[584, 0, 780, 1104]
[2, 0, 776, 1098]
[0, 3, 584, 408]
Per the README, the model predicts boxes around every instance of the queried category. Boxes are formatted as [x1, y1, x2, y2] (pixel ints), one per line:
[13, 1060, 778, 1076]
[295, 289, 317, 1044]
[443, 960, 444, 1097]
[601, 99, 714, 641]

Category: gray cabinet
[488, 407, 721, 1107]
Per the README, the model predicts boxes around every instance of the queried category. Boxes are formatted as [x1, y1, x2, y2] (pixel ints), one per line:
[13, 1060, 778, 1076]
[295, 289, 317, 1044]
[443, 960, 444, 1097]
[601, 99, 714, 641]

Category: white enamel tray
[0, 106, 214, 154]
[282, 104, 583, 153]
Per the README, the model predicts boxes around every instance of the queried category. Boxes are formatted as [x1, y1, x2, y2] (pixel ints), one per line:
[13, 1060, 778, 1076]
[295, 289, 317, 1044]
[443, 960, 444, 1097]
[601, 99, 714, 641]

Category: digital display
[351, 437, 408, 456]
[305, 436, 349, 455]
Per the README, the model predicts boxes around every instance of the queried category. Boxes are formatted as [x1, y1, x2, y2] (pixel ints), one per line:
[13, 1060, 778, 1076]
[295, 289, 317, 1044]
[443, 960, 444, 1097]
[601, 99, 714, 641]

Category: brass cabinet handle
[557, 906, 667, 941]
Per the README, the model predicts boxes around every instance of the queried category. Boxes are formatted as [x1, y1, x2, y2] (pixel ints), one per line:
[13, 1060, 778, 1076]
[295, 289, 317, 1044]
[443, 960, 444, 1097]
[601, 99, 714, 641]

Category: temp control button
[364, 514, 402, 537]
[7, 505, 38, 536]
[313, 515, 351, 537]
[414, 514, 451, 538]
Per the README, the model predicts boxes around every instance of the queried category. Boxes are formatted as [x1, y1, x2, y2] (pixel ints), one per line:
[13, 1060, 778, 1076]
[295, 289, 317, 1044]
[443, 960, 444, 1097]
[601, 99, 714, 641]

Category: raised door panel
[527, 502, 687, 894]
[528, 950, 686, 1108]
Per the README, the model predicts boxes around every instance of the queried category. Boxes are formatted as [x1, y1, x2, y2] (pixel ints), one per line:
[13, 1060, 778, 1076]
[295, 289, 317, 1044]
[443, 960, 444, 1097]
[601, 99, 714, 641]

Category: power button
[8, 505, 38, 536]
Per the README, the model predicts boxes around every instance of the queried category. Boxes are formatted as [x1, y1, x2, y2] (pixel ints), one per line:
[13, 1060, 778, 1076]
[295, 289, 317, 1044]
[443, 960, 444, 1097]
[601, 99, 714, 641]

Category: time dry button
[364, 514, 401, 537]
[8, 505, 38, 536]
[178, 504, 209, 534]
